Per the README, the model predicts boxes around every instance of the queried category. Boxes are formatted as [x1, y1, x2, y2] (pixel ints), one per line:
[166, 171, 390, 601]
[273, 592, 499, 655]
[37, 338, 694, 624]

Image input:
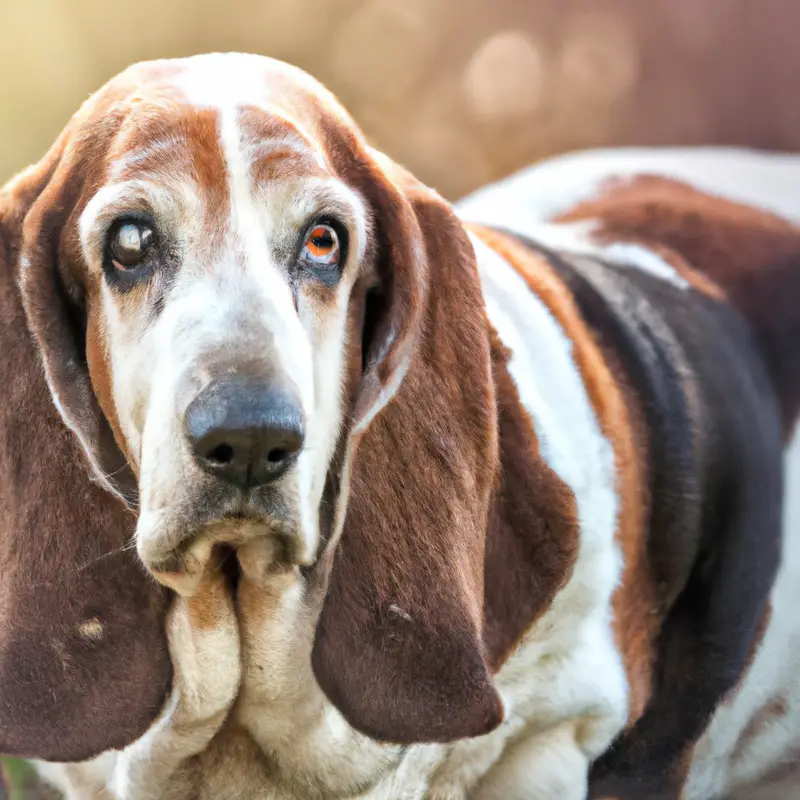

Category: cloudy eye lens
[109, 222, 155, 270]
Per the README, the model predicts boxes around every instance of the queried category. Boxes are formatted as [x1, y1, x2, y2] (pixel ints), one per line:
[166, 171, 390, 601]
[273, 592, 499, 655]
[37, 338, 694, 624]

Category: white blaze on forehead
[170, 59, 316, 410]
[222, 111, 313, 399]
[168, 52, 325, 152]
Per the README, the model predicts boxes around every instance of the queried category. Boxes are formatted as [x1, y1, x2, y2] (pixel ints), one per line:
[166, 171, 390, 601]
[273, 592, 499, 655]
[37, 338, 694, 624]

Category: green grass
[1, 758, 46, 799]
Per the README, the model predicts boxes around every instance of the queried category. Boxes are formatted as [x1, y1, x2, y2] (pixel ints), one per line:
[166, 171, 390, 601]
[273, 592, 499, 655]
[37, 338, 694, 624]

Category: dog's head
[1, 53, 503, 757]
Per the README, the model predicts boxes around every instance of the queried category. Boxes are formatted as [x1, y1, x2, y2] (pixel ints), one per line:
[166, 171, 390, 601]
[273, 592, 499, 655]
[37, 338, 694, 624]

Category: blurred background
[0, 0, 798, 795]
[2, 0, 800, 201]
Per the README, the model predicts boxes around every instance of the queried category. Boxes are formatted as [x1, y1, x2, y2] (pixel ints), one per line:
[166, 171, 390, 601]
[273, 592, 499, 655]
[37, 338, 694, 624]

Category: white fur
[682, 425, 800, 798]
[456, 146, 800, 225]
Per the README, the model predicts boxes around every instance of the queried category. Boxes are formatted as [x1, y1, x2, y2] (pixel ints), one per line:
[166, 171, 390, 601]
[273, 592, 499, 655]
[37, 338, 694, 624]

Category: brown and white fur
[0, 54, 798, 800]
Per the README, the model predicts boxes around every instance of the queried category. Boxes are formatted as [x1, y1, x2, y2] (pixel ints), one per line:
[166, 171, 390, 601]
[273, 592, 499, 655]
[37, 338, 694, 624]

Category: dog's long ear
[0, 132, 171, 761]
[312, 143, 503, 744]
[17, 129, 135, 502]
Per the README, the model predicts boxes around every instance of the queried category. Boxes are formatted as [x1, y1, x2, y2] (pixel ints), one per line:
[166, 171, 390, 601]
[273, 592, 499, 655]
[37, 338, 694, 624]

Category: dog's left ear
[312, 141, 503, 744]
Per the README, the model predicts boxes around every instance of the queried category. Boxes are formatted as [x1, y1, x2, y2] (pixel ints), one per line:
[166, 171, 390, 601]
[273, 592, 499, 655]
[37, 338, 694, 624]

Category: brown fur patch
[239, 108, 327, 185]
[599, 346, 658, 725]
[109, 107, 193, 182]
[184, 108, 230, 245]
[186, 578, 232, 631]
[558, 174, 800, 434]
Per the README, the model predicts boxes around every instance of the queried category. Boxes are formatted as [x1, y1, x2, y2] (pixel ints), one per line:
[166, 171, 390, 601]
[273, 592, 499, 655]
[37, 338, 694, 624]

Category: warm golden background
[1, 0, 799, 202]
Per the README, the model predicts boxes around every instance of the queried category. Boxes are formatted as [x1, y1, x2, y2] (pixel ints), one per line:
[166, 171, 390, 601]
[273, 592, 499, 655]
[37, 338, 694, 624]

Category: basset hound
[1, 53, 799, 800]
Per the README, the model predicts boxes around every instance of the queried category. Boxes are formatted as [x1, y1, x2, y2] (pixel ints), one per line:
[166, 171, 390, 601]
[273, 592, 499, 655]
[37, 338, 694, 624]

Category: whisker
[25, 538, 143, 592]
[70, 538, 141, 576]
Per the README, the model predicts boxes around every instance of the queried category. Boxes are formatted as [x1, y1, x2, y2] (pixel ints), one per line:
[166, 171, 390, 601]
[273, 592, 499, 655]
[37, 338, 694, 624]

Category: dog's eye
[301, 224, 340, 267]
[108, 222, 155, 270]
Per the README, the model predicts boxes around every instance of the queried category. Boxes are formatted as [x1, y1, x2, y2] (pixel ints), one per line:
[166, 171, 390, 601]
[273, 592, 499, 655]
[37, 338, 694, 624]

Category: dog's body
[0, 56, 798, 800]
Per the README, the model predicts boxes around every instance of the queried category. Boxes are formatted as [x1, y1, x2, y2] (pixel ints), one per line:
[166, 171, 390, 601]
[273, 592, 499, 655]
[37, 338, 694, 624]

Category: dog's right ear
[0, 134, 171, 761]
[16, 127, 136, 503]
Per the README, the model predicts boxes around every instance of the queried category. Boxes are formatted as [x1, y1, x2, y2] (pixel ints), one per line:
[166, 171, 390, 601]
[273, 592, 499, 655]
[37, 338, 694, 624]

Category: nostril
[185, 376, 304, 488]
[206, 443, 235, 465]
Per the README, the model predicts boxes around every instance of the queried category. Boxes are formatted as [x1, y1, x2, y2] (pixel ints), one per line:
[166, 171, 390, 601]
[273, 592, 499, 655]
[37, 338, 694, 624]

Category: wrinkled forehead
[80, 53, 353, 193]
[63, 53, 377, 265]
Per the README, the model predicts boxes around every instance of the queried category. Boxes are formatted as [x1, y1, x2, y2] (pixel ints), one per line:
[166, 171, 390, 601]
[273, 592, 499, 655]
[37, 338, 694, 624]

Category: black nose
[184, 376, 304, 489]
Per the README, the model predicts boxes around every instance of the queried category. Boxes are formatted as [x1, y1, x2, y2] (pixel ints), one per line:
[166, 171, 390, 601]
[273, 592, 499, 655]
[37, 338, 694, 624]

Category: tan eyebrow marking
[111, 138, 181, 178]
[239, 107, 327, 185]
[111, 106, 230, 259]
[251, 145, 326, 184]
[183, 107, 229, 235]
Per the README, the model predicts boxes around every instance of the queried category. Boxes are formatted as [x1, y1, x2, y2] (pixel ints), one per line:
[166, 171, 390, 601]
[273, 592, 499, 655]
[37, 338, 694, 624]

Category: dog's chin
[137, 484, 308, 595]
